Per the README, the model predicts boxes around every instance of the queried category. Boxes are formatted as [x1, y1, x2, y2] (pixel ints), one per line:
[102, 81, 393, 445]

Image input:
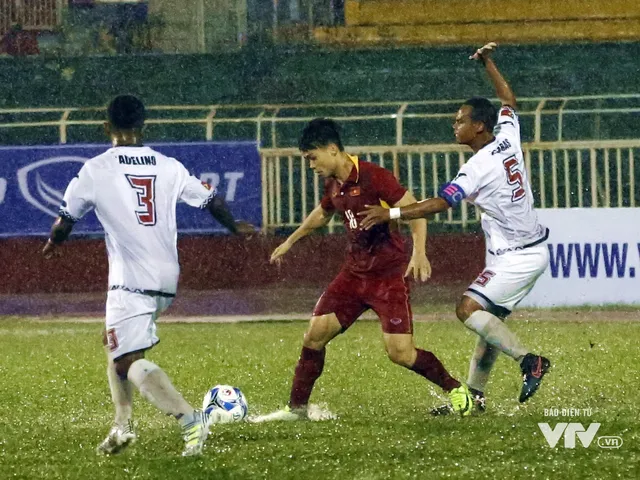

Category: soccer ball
[202, 385, 248, 425]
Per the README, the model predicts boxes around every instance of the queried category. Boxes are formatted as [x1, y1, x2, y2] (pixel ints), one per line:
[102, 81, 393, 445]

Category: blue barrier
[0, 142, 261, 237]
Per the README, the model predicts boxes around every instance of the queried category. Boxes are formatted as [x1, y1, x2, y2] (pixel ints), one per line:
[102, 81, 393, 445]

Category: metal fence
[260, 140, 640, 231]
[3, 94, 640, 147]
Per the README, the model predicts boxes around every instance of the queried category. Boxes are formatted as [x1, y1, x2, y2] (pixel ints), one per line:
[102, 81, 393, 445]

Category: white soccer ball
[202, 385, 248, 425]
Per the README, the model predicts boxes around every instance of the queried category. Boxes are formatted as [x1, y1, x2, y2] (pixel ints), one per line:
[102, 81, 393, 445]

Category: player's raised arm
[470, 42, 517, 109]
[270, 204, 332, 264]
[393, 191, 431, 282]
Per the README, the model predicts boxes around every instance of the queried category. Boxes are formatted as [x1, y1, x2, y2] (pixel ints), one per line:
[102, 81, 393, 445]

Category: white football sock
[105, 348, 133, 426]
[464, 310, 528, 361]
[127, 359, 194, 421]
[466, 337, 500, 393]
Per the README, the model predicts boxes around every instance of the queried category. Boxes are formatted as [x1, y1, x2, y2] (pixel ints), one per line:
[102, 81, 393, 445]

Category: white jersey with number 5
[451, 106, 547, 254]
[60, 146, 214, 295]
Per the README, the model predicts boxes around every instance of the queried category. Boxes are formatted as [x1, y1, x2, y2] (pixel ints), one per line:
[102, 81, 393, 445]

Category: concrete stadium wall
[0, 234, 484, 295]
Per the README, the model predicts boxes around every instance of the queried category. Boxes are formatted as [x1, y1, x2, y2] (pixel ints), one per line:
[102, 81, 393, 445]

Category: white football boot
[96, 420, 136, 455]
[249, 404, 337, 423]
[249, 405, 306, 423]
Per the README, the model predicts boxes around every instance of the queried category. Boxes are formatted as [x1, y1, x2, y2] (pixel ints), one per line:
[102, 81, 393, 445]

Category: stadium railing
[2, 94, 640, 147]
[1, 0, 62, 37]
[260, 140, 640, 231]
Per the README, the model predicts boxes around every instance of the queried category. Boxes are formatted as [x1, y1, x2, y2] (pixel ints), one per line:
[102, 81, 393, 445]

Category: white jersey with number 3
[60, 146, 213, 294]
[452, 106, 547, 254]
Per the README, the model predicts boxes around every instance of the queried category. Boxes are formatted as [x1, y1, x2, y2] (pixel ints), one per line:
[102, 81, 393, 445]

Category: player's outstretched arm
[470, 42, 517, 109]
[394, 192, 431, 282]
[206, 195, 254, 234]
[42, 216, 75, 258]
[358, 198, 450, 230]
[270, 204, 332, 264]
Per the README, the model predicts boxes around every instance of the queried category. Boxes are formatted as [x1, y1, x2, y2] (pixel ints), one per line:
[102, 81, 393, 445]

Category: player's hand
[470, 42, 497, 61]
[358, 205, 391, 230]
[42, 239, 59, 259]
[235, 221, 256, 235]
[405, 253, 431, 282]
[270, 239, 293, 265]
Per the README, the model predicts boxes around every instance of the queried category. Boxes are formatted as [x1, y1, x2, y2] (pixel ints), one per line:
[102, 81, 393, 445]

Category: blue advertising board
[0, 142, 261, 237]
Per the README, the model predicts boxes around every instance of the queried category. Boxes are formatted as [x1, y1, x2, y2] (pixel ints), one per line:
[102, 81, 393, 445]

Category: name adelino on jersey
[119, 155, 157, 166]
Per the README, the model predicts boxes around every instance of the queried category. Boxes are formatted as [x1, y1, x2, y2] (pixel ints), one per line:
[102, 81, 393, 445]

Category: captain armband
[438, 182, 466, 207]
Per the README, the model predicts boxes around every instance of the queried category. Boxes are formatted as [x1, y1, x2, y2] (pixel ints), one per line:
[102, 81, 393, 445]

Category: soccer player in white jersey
[359, 43, 551, 412]
[42, 95, 252, 456]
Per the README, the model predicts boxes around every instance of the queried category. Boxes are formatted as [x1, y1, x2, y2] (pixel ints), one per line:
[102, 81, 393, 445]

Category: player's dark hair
[299, 118, 344, 152]
[107, 95, 145, 130]
[463, 97, 498, 133]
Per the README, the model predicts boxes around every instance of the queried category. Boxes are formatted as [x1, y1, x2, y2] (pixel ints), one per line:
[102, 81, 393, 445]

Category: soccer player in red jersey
[255, 118, 473, 421]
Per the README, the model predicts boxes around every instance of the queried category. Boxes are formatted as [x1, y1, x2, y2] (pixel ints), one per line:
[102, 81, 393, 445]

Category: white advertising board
[520, 208, 640, 307]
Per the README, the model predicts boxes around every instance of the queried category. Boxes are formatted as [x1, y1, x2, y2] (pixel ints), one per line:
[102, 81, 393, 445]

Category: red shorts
[313, 269, 413, 334]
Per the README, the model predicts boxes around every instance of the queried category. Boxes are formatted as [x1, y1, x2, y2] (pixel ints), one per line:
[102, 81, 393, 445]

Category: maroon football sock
[289, 346, 326, 408]
[410, 349, 461, 392]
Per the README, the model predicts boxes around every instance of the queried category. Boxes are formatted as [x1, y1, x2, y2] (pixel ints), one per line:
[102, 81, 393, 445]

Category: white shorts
[105, 289, 174, 361]
[464, 244, 549, 316]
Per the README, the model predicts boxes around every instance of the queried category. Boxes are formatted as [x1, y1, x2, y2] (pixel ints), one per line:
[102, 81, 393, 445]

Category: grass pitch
[0, 316, 638, 479]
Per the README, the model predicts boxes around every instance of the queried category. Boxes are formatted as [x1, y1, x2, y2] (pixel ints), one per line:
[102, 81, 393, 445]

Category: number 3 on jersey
[126, 174, 156, 226]
[503, 156, 525, 202]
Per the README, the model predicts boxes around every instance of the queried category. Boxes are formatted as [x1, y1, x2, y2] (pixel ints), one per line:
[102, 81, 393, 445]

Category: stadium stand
[315, 0, 640, 45]
[0, 0, 60, 56]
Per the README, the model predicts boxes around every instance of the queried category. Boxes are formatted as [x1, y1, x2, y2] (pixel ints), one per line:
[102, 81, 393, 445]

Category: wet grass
[0, 318, 638, 479]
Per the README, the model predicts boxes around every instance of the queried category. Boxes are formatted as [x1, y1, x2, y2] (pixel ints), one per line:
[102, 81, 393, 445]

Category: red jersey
[320, 156, 408, 276]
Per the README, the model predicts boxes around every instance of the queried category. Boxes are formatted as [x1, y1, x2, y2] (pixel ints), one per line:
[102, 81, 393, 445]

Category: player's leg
[103, 330, 134, 424]
[454, 296, 513, 410]
[254, 314, 358, 423]
[97, 329, 135, 455]
[383, 333, 462, 392]
[457, 295, 526, 363]
[119, 352, 193, 421]
[253, 271, 364, 422]
[458, 245, 551, 402]
[372, 274, 473, 416]
[116, 350, 207, 456]
[287, 270, 365, 415]
[465, 336, 499, 411]
[288, 312, 344, 411]
[103, 291, 207, 456]
[460, 250, 505, 406]
[382, 333, 472, 415]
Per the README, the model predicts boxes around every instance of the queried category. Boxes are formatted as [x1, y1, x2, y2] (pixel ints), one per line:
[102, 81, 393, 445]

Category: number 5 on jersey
[503, 156, 525, 202]
[126, 174, 157, 226]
